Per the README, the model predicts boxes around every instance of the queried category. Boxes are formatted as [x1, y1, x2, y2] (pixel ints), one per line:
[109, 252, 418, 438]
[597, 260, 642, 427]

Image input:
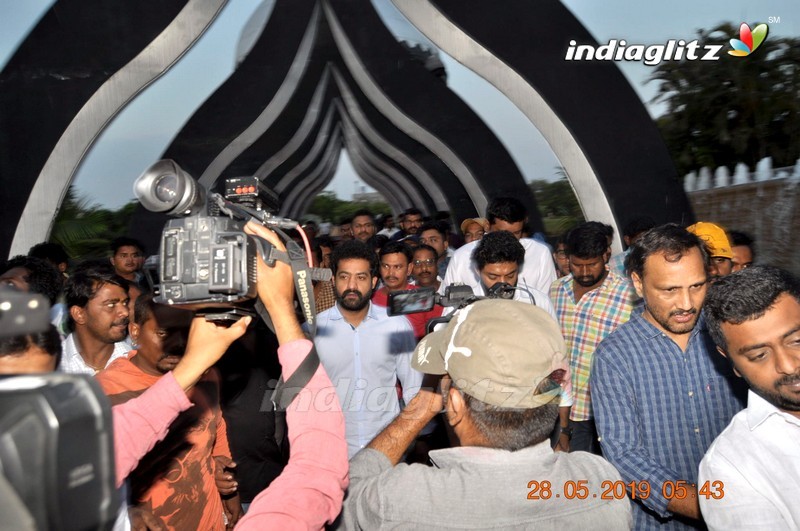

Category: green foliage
[529, 175, 584, 237]
[650, 23, 800, 176]
[306, 191, 392, 223]
[50, 186, 138, 261]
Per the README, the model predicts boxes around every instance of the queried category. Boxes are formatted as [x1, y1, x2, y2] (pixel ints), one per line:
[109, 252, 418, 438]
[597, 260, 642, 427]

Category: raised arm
[236, 221, 348, 530]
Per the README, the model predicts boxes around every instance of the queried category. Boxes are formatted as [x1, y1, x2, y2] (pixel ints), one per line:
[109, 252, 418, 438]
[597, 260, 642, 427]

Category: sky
[1, 0, 798, 210]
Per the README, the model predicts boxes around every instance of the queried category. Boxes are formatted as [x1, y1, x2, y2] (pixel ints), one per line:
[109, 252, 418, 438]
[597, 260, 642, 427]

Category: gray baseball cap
[412, 299, 568, 409]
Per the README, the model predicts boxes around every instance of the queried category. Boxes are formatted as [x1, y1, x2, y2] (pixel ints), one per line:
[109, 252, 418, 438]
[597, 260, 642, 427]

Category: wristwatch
[560, 425, 573, 439]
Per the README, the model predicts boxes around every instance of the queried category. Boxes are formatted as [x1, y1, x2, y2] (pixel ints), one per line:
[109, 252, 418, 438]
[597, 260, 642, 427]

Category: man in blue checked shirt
[590, 224, 746, 530]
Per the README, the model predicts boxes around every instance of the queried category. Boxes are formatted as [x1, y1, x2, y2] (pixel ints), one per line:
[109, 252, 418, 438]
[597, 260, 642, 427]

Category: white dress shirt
[60, 333, 131, 374]
[699, 390, 800, 530]
[440, 238, 557, 297]
[310, 302, 422, 458]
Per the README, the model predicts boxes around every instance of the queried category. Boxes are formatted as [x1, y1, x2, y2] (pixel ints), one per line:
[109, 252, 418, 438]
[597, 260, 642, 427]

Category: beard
[645, 304, 699, 336]
[747, 371, 800, 412]
[336, 288, 372, 312]
[573, 272, 605, 288]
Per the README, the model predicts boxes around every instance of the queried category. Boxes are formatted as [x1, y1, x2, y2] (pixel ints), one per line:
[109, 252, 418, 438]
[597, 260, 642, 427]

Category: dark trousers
[569, 419, 602, 455]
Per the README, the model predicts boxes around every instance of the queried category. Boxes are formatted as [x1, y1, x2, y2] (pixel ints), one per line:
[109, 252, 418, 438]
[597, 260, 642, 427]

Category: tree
[306, 191, 391, 223]
[650, 23, 800, 176]
[529, 173, 584, 236]
[50, 186, 138, 261]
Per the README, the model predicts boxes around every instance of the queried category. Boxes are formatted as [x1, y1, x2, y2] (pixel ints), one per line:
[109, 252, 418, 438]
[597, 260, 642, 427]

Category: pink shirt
[237, 339, 349, 529]
[111, 340, 348, 529]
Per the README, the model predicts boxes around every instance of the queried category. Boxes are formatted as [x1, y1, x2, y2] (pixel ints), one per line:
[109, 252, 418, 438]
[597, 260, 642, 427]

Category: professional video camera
[134, 159, 327, 327]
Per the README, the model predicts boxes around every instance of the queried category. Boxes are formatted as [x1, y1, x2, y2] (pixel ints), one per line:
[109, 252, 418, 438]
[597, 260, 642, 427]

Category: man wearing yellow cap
[687, 221, 734, 281]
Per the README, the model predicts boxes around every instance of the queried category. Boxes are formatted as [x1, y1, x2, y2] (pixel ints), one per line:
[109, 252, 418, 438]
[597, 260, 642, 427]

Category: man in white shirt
[61, 263, 131, 374]
[700, 265, 800, 530]
[440, 197, 555, 296]
[312, 240, 422, 457]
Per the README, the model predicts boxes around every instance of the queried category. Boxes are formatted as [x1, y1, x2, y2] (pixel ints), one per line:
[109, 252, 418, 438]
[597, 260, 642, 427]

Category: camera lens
[155, 175, 179, 202]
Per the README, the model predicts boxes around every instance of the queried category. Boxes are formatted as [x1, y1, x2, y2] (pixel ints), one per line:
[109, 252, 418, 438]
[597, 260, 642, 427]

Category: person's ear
[446, 387, 467, 427]
[405, 262, 414, 277]
[371, 275, 378, 290]
[129, 322, 140, 343]
[631, 272, 644, 299]
[70, 305, 86, 326]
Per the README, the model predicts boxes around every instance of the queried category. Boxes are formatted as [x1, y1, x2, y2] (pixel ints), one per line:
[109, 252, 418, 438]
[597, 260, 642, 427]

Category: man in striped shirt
[550, 222, 636, 453]
[591, 224, 746, 529]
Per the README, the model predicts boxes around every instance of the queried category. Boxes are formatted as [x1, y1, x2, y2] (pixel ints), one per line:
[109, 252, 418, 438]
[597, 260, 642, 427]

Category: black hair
[379, 241, 414, 264]
[28, 242, 69, 266]
[414, 244, 439, 260]
[351, 209, 375, 222]
[133, 293, 156, 326]
[622, 216, 657, 239]
[403, 207, 423, 218]
[313, 235, 334, 264]
[566, 223, 608, 259]
[728, 230, 756, 259]
[65, 262, 129, 330]
[418, 221, 447, 239]
[330, 240, 379, 278]
[584, 221, 614, 239]
[485, 197, 526, 225]
[472, 231, 525, 270]
[705, 266, 800, 352]
[368, 234, 389, 250]
[0, 325, 62, 367]
[1, 255, 63, 304]
[339, 217, 352, 225]
[624, 223, 710, 279]
[110, 236, 145, 255]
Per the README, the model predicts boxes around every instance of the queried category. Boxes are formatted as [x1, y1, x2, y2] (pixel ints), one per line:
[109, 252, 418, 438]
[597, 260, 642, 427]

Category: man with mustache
[372, 241, 415, 307]
[700, 266, 800, 529]
[549, 222, 636, 454]
[590, 224, 746, 530]
[60, 263, 132, 374]
[313, 240, 421, 457]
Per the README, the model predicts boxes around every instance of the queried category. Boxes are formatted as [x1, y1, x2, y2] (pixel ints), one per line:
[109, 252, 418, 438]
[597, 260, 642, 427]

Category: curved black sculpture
[393, 0, 693, 249]
[2, 0, 693, 259]
[1, 0, 227, 258]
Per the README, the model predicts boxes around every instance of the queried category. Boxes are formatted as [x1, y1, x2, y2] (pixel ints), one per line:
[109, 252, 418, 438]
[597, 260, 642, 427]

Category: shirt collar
[328, 301, 380, 323]
[429, 440, 552, 468]
[746, 389, 800, 430]
[560, 269, 625, 297]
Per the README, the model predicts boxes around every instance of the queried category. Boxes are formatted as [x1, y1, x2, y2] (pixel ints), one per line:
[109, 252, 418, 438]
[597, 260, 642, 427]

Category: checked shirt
[549, 270, 636, 421]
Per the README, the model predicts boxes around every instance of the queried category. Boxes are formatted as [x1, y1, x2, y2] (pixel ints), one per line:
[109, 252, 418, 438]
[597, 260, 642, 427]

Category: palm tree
[649, 23, 800, 176]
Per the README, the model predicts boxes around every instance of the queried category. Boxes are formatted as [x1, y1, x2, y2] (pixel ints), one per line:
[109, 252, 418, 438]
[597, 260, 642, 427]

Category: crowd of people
[0, 196, 797, 530]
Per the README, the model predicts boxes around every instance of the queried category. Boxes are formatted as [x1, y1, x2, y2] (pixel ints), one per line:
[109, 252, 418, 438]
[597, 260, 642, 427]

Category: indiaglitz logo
[564, 22, 769, 66]
[728, 23, 769, 56]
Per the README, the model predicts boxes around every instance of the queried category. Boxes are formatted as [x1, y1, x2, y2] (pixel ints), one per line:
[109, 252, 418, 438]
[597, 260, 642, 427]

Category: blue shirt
[311, 302, 421, 458]
[590, 310, 746, 530]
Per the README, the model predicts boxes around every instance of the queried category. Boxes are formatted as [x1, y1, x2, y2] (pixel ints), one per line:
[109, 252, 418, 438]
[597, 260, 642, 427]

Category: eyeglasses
[413, 259, 436, 267]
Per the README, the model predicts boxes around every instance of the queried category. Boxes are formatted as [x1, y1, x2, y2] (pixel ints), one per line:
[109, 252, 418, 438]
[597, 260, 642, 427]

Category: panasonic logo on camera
[565, 39, 724, 66]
